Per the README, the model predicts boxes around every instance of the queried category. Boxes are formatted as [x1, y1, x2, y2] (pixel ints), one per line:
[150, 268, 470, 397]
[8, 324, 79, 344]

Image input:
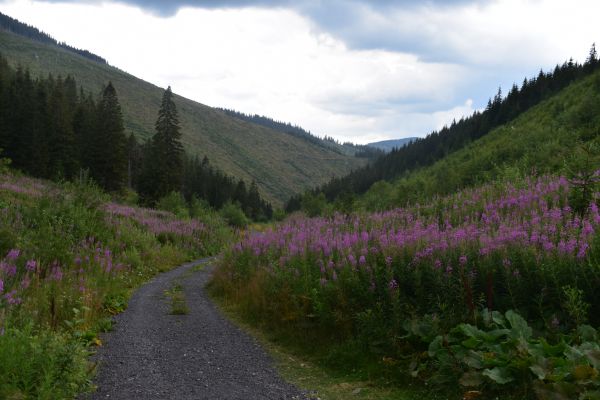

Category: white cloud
[0, 0, 598, 144]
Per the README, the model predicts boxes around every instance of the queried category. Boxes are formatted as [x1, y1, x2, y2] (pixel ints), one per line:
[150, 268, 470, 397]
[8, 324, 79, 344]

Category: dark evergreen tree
[92, 82, 127, 191]
[139, 86, 184, 203]
[46, 75, 78, 179]
[126, 133, 142, 190]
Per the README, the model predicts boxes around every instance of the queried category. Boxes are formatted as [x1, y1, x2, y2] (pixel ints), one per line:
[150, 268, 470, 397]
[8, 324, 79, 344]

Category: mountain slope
[0, 28, 365, 204]
[367, 137, 417, 152]
[358, 68, 600, 210]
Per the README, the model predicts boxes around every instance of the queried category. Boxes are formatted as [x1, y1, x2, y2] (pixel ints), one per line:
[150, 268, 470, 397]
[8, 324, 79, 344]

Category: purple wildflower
[26, 259, 37, 272]
[6, 249, 20, 260]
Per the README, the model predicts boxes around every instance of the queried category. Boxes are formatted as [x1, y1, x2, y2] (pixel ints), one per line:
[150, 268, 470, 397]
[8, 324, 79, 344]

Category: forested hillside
[0, 57, 273, 219]
[0, 14, 366, 204]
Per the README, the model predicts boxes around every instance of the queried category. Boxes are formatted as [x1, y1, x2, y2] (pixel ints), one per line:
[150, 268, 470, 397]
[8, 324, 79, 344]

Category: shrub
[221, 202, 248, 228]
[156, 191, 189, 219]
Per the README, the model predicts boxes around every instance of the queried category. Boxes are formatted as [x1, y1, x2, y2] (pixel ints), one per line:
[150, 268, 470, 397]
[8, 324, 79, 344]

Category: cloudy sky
[0, 0, 598, 143]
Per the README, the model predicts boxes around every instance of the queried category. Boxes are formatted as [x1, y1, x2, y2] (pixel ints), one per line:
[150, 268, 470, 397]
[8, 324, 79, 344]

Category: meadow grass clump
[165, 283, 189, 315]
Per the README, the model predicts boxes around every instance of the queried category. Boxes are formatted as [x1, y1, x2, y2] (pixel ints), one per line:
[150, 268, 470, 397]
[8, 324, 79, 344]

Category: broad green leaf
[505, 310, 532, 340]
[482, 366, 514, 384]
[463, 350, 484, 369]
[459, 323, 484, 339]
[491, 311, 506, 327]
[428, 336, 443, 357]
[462, 337, 481, 349]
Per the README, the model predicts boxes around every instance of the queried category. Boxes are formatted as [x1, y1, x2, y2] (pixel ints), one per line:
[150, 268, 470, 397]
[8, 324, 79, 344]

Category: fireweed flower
[26, 259, 37, 271]
[20, 275, 30, 289]
[5, 290, 22, 305]
[6, 249, 20, 260]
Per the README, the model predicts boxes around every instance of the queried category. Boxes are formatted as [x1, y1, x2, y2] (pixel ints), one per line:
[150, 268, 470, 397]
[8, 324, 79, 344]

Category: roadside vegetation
[0, 171, 231, 398]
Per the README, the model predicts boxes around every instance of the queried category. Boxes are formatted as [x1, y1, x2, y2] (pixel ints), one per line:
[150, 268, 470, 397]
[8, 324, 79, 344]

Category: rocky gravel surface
[83, 259, 306, 400]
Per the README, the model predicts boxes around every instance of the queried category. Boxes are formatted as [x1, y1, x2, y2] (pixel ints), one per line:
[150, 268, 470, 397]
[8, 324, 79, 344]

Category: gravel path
[84, 259, 305, 400]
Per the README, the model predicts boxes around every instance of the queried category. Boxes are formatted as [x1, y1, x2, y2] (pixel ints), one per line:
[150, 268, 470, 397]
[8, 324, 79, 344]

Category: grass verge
[210, 297, 452, 400]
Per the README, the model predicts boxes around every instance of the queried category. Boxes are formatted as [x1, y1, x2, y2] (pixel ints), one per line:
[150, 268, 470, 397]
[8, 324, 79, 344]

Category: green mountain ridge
[0, 28, 366, 205]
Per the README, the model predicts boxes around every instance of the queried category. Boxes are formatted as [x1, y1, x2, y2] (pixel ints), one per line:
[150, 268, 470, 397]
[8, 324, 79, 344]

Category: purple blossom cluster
[0, 174, 46, 197]
[0, 238, 128, 313]
[232, 176, 598, 293]
[103, 203, 206, 238]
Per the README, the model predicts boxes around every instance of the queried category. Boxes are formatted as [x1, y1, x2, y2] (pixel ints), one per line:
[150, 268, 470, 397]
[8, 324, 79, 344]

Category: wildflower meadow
[211, 173, 600, 398]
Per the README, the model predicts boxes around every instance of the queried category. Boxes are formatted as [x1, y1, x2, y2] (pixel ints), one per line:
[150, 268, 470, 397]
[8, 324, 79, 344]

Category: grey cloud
[28, 0, 489, 62]
[31, 1, 481, 17]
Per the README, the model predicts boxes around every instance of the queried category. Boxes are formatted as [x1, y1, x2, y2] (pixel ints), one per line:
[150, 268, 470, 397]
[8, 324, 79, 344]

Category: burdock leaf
[482, 367, 514, 384]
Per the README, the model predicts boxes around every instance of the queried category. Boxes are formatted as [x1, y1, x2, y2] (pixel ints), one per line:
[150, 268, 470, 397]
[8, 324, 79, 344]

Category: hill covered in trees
[286, 46, 600, 211]
[0, 13, 365, 205]
[0, 57, 273, 219]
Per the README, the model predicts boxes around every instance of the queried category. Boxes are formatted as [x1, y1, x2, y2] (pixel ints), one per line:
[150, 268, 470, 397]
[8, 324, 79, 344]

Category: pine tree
[46, 75, 78, 179]
[141, 86, 184, 202]
[92, 82, 127, 191]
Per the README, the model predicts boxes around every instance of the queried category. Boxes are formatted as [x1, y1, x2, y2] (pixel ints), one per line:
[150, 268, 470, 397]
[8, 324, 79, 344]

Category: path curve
[84, 259, 305, 400]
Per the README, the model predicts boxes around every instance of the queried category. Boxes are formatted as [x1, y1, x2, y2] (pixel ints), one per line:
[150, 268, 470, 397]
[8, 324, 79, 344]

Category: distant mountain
[0, 12, 366, 204]
[219, 108, 384, 159]
[367, 137, 417, 152]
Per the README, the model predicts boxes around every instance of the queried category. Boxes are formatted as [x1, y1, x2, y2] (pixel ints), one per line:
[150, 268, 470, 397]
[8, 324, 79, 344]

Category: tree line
[0, 11, 107, 64]
[0, 54, 272, 220]
[286, 44, 600, 212]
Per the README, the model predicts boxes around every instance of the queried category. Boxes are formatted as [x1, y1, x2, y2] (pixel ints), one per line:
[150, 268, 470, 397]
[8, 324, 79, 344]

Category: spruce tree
[141, 86, 183, 202]
[92, 82, 127, 191]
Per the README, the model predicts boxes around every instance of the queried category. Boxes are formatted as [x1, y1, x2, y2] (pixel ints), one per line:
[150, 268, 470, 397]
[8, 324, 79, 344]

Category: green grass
[0, 29, 365, 205]
[165, 283, 189, 315]
[211, 297, 453, 400]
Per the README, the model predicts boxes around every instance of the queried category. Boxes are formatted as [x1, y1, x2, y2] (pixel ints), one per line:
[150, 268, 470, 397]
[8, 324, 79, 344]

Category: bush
[220, 202, 248, 228]
[0, 325, 91, 399]
[156, 191, 189, 219]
